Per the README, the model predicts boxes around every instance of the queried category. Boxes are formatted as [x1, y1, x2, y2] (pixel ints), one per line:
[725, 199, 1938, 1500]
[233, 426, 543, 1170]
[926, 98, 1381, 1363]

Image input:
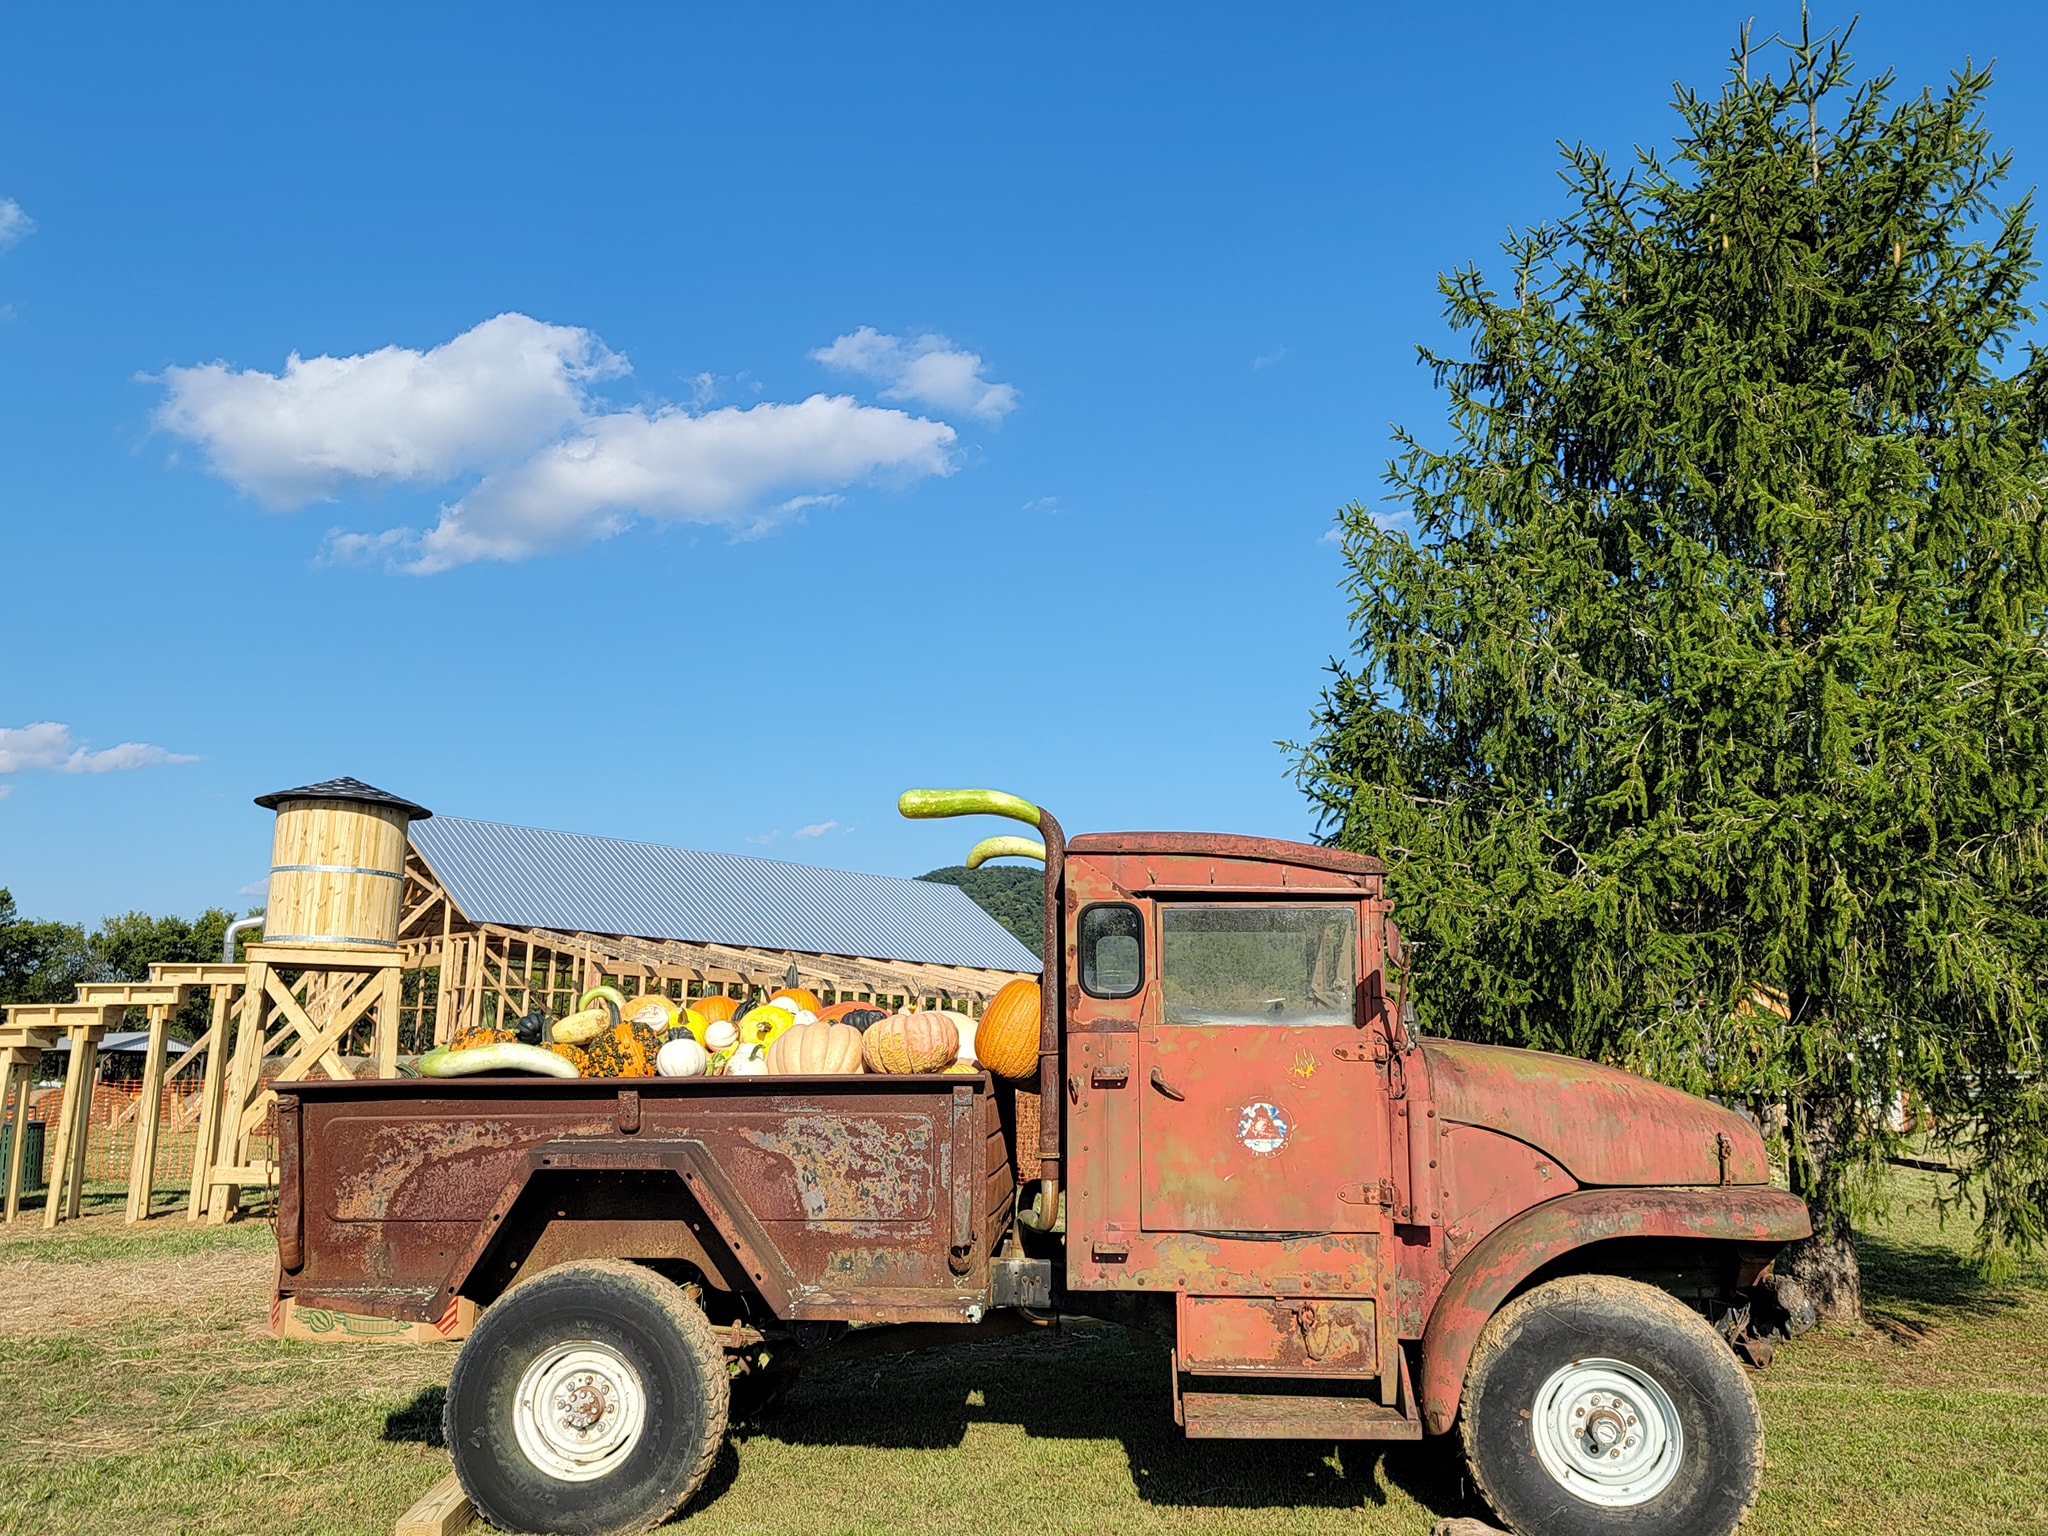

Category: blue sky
[3, 2, 2043, 923]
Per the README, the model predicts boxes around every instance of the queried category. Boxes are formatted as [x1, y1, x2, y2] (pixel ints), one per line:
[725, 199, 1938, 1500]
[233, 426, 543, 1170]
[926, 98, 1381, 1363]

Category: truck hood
[1420, 1039, 1769, 1187]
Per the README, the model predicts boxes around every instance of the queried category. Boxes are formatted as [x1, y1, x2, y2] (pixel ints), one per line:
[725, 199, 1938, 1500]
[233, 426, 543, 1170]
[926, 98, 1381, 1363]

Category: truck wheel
[444, 1260, 730, 1535]
[1460, 1275, 1762, 1536]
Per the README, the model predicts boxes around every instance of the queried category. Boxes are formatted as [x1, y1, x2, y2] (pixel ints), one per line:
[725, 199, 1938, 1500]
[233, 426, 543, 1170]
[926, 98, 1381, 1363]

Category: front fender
[1417, 1185, 1810, 1434]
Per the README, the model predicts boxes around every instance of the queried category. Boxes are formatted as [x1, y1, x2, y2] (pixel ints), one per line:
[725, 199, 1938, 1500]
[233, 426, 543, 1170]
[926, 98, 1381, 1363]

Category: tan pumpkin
[976, 979, 1041, 1079]
[766, 1019, 865, 1075]
[861, 1010, 961, 1074]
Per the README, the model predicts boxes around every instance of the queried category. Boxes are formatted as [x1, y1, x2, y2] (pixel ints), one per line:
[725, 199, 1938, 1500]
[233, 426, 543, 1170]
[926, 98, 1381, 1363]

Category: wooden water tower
[255, 777, 432, 950]
[199, 778, 432, 1222]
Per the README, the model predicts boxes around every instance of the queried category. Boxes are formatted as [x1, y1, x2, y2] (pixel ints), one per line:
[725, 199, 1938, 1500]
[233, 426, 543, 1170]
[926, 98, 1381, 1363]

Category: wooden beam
[394, 1471, 475, 1536]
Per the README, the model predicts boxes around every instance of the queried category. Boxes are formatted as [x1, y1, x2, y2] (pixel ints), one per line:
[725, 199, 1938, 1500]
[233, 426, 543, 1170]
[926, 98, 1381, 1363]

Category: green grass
[0, 1173, 2042, 1535]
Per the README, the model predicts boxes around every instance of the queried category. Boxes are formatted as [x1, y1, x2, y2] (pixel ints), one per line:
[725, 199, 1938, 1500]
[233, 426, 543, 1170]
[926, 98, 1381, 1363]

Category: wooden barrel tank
[253, 779, 433, 950]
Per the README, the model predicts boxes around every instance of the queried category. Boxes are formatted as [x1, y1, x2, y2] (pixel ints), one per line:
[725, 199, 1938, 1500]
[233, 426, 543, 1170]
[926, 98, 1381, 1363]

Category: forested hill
[917, 866, 1044, 959]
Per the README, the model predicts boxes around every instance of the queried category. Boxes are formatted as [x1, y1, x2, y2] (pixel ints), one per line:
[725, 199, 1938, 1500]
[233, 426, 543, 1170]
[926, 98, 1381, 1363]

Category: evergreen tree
[1295, 19, 2048, 1320]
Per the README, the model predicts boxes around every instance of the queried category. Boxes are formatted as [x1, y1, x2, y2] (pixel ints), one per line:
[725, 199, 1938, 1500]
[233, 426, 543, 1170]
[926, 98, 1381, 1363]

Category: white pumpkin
[656, 1037, 709, 1078]
[704, 1018, 739, 1052]
[943, 1010, 979, 1066]
[725, 1042, 770, 1076]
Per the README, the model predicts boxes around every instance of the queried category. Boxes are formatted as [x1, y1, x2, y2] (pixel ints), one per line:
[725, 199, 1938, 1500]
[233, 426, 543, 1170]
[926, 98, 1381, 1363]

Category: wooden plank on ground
[394, 1470, 474, 1536]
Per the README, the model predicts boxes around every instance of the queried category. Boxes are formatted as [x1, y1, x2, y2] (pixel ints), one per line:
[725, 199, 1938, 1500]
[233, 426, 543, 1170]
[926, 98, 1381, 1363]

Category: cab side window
[1159, 902, 1357, 1025]
[1079, 903, 1144, 998]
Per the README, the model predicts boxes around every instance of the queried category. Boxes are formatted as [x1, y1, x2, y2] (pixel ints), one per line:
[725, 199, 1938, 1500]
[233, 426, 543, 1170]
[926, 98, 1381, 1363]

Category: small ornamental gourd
[584, 1020, 661, 1078]
[448, 1026, 518, 1052]
[816, 1001, 886, 1029]
[861, 1011, 961, 1074]
[621, 994, 679, 1032]
[692, 995, 741, 1025]
[740, 1004, 798, 1051]
[656, 1036, 710, 1078]
[725, 1042, 770, 1076]
[975, 979, 1041, 1079]
[553, 996, 622, 1045]
[548, 1042, 590, 1074]
[766, 1020, 864, 1075]
[704, 1018, 739, 1053]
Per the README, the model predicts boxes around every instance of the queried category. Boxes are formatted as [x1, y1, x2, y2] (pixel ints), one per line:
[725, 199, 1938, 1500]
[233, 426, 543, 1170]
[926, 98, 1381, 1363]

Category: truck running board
[1179, 1389, 1422, 1441]
[1175, 1350, 1423, 1441]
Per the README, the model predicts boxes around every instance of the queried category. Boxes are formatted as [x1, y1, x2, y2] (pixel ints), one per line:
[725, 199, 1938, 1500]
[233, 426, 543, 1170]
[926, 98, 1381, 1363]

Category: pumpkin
[547, 1042, 590, 1074]
[976, 979, 1041, 1079]
[579, 984, 628, 1014]
[512, 1010, 550, 1046]
[939, 1010, 978, 1066]
[704, 1017, 739, 1052]
[584, 1020, 661, 1077]
[656, 1036, 711, 1077]
[766, 1020, 864, 1075]
[861, 1011, 961, 1074]
[739, 1004, 797, 1050]
[692, 994, 741, 1025]
[448, 1027, 518, 1052]
[621, 994, 678, 1031]
[725, 1042, 770, 1076]
[770, 987, 821, 1016]
[674, 1008, 708, 1044]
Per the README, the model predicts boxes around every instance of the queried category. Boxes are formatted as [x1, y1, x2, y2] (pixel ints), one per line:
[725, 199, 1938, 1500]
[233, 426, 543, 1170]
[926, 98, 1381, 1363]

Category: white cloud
[153, 313, 619, 507]
[0, 721, 198, 779]
[405, 395, 953, 573]
[155, 314, 966, 571]
[0, 198, 33, 250]
[1253, 345, 1289, 370]
[812, 327, 1017, 422]
[746, 830, 781, 846]
[794, 820, 841, 839]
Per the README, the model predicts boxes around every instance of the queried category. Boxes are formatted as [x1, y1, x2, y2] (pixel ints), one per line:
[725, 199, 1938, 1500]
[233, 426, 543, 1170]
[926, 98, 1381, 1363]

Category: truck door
[1138, 901, 1383, 1234]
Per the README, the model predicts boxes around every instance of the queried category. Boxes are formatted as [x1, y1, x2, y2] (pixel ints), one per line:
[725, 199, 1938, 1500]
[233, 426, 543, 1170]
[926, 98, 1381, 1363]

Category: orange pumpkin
[770, 987, 821, 1015]
[976, 979, 1041, 1079]
[816, 1000, 879, 1024]
[861, 1011, 961, 1074]
[692, 995, 741, 1024]
[766, 1020, 864, 1075]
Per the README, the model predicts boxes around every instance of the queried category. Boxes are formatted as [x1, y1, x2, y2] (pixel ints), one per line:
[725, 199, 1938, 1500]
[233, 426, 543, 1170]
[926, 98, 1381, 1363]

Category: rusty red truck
[277, 789, 1809, 1536]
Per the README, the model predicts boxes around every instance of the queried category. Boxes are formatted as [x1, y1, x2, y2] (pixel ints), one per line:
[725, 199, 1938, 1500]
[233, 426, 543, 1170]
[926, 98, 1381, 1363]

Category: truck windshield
[1159, 903, 1356, 1026]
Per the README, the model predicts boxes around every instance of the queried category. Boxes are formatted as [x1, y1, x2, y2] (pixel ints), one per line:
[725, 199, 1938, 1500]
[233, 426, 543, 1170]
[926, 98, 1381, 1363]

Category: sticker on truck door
[1236, 1100, 1292, 1155]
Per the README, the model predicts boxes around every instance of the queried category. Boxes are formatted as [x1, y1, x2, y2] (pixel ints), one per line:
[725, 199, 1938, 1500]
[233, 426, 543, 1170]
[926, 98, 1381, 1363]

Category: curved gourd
[898, 788, 1042, 828]
[965, 835, 1046, 869]
[419, 1042, 581, 1079]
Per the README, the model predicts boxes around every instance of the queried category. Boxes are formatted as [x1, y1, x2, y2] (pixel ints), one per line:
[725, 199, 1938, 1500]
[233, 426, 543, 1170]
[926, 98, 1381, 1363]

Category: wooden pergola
[396, 848, 1032, 1047]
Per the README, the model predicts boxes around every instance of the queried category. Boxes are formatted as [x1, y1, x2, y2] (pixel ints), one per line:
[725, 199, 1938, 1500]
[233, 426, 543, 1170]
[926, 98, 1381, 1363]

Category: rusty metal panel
[1178, 1293, 1378, 1376]
[1139, 1026, 1383, 1235]
[284, 1075, 1003, 1326]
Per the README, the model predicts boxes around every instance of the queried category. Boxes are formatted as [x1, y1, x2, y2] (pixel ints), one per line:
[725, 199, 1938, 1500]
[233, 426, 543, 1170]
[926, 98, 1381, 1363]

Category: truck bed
[276, 1073, 1016, 1326]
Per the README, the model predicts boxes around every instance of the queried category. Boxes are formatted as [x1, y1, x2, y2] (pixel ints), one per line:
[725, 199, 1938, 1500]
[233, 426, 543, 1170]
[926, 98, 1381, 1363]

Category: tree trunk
[1782, 1091, 1864, 1325]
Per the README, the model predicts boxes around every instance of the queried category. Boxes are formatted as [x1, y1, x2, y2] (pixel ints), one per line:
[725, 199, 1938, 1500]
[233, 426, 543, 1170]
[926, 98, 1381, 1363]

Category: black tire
[444, 1259, 729, 1535]
[1460, 1275, 1762, 1536]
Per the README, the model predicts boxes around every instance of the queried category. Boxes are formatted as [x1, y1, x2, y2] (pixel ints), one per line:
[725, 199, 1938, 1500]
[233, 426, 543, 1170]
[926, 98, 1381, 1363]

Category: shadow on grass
[750, 1325, 1484, 1519]
[385, 1386, 446, 1447]
[1855, 1228, 2024, 1319]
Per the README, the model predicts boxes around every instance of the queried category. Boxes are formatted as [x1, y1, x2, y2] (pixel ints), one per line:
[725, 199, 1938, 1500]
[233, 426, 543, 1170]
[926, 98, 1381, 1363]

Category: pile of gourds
[418, 977, 1043, 1083]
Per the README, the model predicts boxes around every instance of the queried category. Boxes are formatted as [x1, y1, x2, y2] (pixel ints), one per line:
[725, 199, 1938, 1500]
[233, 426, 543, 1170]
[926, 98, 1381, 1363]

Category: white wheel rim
[1530, 1356, 1684, 1508]
[512, 1340, 648, 1483]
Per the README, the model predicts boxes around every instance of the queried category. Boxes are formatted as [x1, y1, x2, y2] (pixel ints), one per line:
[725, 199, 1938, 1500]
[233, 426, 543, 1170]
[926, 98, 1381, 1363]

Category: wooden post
[2, 1046, 32, 1224]
[125, 1002, 171, 1222]
[42, 1026, 93, 1230]
[210, 960, 271, 1222]
[375, 964, 403, 1077]
[188, 984, 234, 1222]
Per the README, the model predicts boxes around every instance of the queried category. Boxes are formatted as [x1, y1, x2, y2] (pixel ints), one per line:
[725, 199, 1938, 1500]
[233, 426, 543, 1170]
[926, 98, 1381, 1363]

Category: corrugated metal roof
[409, 817, 1041, 974]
